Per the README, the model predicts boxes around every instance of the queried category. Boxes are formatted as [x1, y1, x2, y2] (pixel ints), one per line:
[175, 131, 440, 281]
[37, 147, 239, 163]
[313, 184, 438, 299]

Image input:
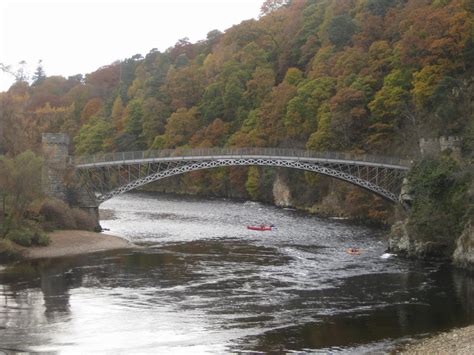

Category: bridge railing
[74, 148, 412, 167]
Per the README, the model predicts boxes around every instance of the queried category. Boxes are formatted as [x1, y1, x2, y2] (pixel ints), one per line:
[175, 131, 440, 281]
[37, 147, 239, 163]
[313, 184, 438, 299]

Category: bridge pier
[42, 133, 101, 230]
[73, 189, 101, 231]
[42, 133, 70, 201]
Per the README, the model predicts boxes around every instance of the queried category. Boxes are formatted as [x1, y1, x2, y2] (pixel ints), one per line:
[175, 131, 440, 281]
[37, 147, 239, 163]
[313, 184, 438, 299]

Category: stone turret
[42, 133, 70, 200]
[419, 136, 462, 160]
[439, 136, 462, 160]
[419, 137, 440, 157]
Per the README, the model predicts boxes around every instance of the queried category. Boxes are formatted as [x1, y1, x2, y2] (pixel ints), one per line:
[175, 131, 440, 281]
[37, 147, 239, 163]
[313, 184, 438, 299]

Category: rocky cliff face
[389, 220, 451, 259]
[453, 219, 474, 271]
[389, 217, 474, 269]
[272, 173, 292, 207]
[389, 144, 473, 270]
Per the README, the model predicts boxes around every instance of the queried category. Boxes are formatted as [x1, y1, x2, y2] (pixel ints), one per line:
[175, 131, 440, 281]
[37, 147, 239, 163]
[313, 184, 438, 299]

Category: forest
[1, 0, 473, 225]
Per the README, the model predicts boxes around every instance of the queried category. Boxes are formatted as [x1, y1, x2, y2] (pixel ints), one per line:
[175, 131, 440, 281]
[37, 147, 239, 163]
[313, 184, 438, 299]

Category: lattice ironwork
[74, 149, 410, 205]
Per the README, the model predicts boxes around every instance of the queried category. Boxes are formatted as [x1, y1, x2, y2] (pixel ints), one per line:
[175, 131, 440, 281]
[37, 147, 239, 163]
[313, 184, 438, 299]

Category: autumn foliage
[1, 0, 473, 224]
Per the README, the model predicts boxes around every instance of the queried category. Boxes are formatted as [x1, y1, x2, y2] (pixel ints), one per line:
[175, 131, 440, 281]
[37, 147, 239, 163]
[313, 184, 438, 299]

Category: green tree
[327, 14, 356, 48]
[200, 82, 225, 123]
[306, 103, 335, 151]
[260, 0, 288, 16]
[32, 60, 46, 86]
[142, 98, 171, 146]
[163, 107, 201, 148]
[283, 67, 304, 86]
[244, 67, 275, 107]
[368, 69, 413, 123]
[223, 76, 245, 121]
[166, 65, 205, 109]
[111, 95, 124, 131]
[0, 151, 43, 236]
[123, 98, 145, 148]
[246, 166, 260, 200]
[408, 157, 471, 256]
[365, 0, 398, 16]
[411, 65, 447, 109]
[74, 117, 114, 155]
[284, 76, 336, 141]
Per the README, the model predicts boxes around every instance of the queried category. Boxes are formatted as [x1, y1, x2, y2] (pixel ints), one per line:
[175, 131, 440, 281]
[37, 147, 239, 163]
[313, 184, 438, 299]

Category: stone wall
[419, 137, 440, 157]
[419, 136, 462, 159]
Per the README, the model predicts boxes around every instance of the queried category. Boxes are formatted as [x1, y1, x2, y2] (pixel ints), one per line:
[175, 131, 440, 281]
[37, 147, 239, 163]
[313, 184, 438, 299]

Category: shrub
[71, 208, 97, 231]
[35, 232, 50, 246]
[39, 198, 77, 230]
[8, 228, 34, 247]
[39, 198, 98, 231]
[6, 221, 51, 247]
[0, 239, 22, 263]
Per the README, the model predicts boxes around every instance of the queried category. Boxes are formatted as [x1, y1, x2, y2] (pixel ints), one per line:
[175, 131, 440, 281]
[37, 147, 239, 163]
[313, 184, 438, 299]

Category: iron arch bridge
[74, 148, 411, 205]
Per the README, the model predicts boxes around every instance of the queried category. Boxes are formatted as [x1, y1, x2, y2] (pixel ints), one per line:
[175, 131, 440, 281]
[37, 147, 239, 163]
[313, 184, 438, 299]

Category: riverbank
[398, 324, 474, 354]
[17, 230, 135, 259]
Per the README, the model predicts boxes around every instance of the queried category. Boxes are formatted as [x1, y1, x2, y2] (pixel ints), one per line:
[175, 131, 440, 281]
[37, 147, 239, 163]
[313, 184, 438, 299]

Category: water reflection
[0, 192, 472, 352]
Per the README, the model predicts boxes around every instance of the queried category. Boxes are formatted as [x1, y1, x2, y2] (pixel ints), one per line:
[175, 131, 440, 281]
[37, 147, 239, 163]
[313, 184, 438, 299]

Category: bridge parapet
[74, 148, 412, 169]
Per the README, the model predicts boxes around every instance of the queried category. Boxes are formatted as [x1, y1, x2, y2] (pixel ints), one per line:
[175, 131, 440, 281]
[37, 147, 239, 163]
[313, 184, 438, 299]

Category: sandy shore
[19, 230, 136, 259]
[398, 325, 474, 354]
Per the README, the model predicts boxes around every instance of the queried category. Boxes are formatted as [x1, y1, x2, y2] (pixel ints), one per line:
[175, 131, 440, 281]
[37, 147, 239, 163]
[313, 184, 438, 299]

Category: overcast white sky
[0, 0, 262, 91]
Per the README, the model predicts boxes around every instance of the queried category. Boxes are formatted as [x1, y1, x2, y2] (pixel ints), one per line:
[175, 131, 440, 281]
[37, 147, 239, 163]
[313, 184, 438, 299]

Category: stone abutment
[42, 133, 100, 229]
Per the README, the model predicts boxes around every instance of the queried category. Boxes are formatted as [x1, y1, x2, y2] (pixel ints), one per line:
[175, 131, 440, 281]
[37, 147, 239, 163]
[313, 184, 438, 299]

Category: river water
[1, 192, 473, 353]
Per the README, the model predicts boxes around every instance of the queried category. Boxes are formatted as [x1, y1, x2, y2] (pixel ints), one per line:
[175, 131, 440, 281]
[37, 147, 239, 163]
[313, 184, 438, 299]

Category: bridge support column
[42, 133, 101, 231]
[42, 133, 70, 200]
[73, 187, 101, 231]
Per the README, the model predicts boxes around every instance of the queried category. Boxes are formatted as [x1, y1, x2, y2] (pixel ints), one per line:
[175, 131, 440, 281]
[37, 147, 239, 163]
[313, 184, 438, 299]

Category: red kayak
[247, 226, 272, 231]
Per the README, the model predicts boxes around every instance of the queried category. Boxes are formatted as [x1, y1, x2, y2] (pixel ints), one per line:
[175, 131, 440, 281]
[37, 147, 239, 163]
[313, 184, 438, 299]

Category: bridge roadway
[74, 148, 411, 204]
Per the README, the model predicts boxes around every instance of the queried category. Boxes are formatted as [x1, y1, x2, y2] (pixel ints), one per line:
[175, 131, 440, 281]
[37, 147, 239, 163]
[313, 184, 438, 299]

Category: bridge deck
[74, 148, 411, 170]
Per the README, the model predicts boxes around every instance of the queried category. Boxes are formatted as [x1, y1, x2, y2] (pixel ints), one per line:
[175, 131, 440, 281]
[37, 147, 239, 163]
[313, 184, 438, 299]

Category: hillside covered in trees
[1, 0, 473, 223]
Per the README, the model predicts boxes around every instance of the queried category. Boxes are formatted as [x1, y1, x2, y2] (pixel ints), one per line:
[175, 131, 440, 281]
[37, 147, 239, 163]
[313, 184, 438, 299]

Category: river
[1, 192, 473, 353]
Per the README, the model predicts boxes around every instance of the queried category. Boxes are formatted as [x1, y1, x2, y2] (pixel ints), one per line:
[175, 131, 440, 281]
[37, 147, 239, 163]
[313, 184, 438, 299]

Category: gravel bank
[20, 230, 135, 259]
[398, 325, 474, 354]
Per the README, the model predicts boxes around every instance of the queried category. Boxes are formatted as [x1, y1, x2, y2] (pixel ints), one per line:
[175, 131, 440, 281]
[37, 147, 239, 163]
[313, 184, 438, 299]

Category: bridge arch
[75, 149, 410, 205]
